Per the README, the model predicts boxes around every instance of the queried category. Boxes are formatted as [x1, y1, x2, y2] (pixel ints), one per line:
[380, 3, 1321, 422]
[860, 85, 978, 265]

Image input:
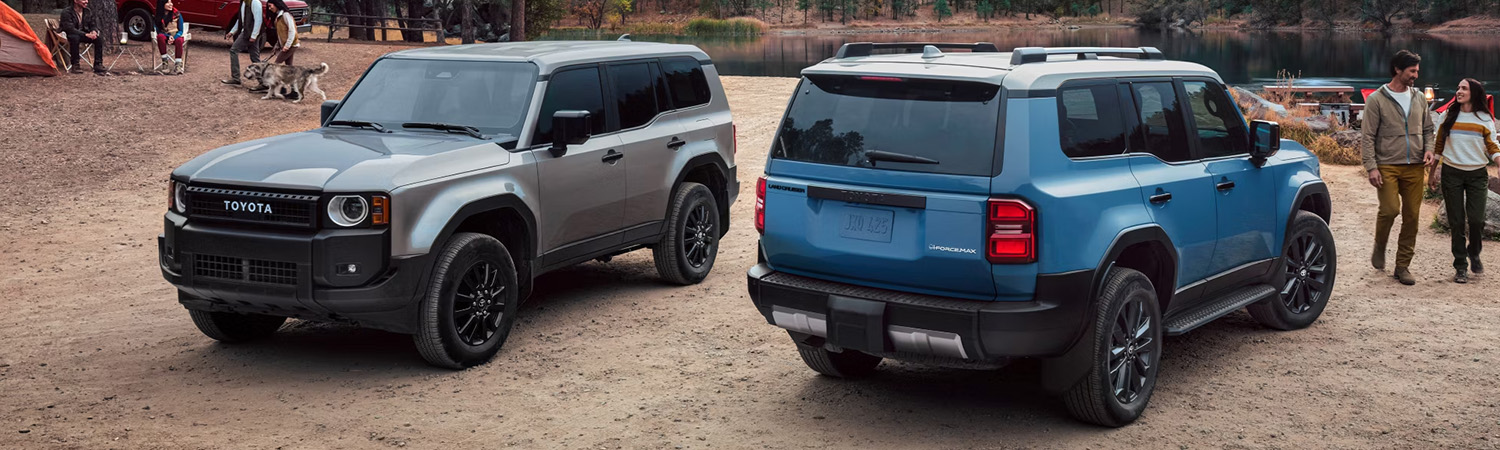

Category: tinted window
[534, 66, 606, 146]
[650, 62, 672, 112]
[1128, 82, 1193, 162]
[1057, 84, 1128, 158]
[332, 59, 537, 145]
[770, 76, 1000, 177]
[610, 63, 659, 130]
[1184, 81, 1250, 158]
[661, 57, 711, 109]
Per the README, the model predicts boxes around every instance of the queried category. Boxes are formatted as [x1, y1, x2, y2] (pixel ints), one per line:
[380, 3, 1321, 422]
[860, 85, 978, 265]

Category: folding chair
[151, 24, 192, 74]
[42, 19, 70, 72]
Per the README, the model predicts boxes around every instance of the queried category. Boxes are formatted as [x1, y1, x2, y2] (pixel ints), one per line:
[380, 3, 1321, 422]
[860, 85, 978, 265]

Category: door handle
[1149, 192, 1173, 204]
[1216, 180, 1236, 191]
[601, 149, 623, 164]
[667, 138, 686, 150]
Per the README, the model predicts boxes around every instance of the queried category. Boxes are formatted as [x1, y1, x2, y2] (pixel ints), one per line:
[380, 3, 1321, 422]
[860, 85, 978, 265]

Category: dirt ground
[2, 39, 1499, 449]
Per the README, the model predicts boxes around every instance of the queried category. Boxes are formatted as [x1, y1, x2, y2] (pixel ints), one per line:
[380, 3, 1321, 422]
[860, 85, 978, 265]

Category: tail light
[754, 176, 766, 234]
[986, 198, 1035, 264]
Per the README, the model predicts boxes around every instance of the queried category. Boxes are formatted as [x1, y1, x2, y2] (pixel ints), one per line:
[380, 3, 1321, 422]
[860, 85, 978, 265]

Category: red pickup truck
[117, 0, 312, 42]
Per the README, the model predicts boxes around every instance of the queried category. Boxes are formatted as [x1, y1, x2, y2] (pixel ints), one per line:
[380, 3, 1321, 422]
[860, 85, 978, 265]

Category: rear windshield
[770, 75, 1001, 177]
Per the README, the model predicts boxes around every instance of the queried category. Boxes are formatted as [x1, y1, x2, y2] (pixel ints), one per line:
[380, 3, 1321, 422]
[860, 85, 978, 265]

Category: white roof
[802, 47, 1223, 91]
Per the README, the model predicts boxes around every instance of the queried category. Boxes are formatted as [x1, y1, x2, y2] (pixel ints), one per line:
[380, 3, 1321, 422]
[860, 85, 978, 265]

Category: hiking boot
[160, 54, 172, 65]
[1455, 269, 1469, 284]
[1372, 246, 1386, 270]
[175, 60, 184, 75]
[94, 70, 110, 76]
[1471, 258, 1483, 275]
[69, 66, 83, 74]
[221, 79, 241, 85]
[1394, 267, 1416, 285]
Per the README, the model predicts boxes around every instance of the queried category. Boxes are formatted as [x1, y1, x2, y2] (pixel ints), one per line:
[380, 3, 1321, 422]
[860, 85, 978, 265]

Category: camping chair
[42, 19, 70, 71]
[150, 24, 192, 74]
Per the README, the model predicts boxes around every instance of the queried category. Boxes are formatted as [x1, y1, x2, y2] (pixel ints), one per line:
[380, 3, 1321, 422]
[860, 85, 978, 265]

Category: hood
[173, 128, 514, 191]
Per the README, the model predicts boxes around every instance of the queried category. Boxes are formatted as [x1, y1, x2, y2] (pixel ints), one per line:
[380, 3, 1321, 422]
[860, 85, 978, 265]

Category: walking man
[59, 0, 105, 75]
[1362, 50, 1436, 285]
[221, 0, 264, 87]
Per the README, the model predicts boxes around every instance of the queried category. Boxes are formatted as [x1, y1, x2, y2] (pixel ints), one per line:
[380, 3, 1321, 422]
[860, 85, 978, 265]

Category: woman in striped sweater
[1428, 78, 1499, 283]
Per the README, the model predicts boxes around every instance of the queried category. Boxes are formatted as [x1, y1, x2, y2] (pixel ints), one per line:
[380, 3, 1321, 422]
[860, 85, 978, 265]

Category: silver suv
[158, 41, 739, 368]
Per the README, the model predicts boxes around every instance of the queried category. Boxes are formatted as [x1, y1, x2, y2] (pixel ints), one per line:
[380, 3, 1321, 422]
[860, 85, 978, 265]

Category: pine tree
[798, 0, 812, 22]
[977, 0, 994, 20]
[934, 0, 952, 21]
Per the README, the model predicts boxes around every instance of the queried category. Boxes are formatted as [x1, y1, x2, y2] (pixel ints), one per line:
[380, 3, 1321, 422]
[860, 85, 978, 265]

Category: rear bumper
[746, 264, 1094, 362]
[159, 212, 429, 334]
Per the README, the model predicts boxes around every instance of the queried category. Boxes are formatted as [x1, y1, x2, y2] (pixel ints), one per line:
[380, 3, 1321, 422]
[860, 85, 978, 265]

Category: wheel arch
[671, 152, 733, 237]
[427, 195, 539, 300]
[1094, 225, 1178, 314]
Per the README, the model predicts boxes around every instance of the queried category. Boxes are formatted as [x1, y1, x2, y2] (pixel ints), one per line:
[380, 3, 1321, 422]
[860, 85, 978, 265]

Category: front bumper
[159, 212, 428, 334]
[746, 264, 1094, 362]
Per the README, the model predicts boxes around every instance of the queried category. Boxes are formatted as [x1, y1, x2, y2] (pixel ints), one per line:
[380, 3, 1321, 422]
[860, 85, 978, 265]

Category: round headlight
[327, 195, 368, 227]
[173, 182, 188, 214]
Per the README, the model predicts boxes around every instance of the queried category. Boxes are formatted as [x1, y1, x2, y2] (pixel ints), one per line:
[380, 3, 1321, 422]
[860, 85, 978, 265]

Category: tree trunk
[461, 0, 475, 43]
[511, 0, 526, 41]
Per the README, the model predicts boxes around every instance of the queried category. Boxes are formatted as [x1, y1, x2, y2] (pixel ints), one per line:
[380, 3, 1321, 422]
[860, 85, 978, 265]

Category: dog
[241, 62, 271, 89]
[244, 62, 329, 104]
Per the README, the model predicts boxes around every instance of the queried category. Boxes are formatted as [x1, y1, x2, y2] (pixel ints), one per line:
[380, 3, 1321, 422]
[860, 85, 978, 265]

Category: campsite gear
[0, 2, 58, 76]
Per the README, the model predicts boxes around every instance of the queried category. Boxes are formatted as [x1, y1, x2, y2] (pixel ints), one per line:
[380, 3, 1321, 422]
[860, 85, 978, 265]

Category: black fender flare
[423, 194, 539, 287]
[670, 152, 734, 236]
[1286, 181, 1331, 234]
[1041, 225, 1178, 393]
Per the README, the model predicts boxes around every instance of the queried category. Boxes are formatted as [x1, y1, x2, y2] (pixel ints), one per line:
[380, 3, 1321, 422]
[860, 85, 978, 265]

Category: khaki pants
[1375, 164, 1427, 269]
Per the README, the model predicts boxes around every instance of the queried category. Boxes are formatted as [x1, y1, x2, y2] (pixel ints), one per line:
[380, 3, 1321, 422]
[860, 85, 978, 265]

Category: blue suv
[744, 44, 1335, 426]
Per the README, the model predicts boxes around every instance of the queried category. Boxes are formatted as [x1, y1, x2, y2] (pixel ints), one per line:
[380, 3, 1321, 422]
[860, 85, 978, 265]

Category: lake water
[544, 28, 1500, 93]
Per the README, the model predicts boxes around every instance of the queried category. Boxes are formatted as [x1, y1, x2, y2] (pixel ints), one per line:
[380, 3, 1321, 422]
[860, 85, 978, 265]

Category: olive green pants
[1440, 165, 1489, 271]
[1375, 164, 1426, 270]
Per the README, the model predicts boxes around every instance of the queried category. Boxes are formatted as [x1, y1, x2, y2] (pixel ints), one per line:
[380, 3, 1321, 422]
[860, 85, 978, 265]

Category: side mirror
[1249, 120, 1281, 167]
[320, 100, 340, 125]
[549, 110, 592, 158]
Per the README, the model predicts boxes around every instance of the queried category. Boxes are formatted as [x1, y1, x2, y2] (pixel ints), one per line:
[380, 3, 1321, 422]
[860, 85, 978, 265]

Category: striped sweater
[1434, 110, 1500, 171]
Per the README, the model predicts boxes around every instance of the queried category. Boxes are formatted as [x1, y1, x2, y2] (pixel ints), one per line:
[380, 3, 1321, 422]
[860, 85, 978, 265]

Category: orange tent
[0, 2, 56, 77]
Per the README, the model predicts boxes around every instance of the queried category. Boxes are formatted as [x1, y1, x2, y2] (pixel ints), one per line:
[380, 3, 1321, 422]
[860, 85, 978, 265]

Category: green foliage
[977, 0, 997, 20]
[683, 17, 768, 34]
[934, 0, 953, 20]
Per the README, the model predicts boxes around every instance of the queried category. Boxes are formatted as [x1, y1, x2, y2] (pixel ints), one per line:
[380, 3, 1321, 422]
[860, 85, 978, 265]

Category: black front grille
[188, 186, 318, 228]
[194, 254, 299, 285]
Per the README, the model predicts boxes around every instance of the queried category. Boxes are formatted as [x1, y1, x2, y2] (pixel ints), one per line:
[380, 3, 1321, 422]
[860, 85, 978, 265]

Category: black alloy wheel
[453, 260, 507, 346]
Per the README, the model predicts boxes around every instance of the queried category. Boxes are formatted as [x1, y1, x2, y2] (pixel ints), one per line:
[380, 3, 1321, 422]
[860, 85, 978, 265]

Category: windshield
[770, 75, 1001, 177]
[332, 59, 538, 145]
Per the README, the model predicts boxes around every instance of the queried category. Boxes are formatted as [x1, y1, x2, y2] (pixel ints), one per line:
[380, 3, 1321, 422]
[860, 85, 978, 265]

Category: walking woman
[1429, 78, 1500, 283]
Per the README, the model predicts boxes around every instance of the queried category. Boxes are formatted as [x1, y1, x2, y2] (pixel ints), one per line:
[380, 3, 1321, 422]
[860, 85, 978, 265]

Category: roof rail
[1009, 47, 1165, 66]
[834, 42, 1000, 59]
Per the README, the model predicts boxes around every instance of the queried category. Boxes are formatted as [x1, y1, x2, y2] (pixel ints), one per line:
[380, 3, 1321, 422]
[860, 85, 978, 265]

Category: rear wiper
[865, 150, 939, 167]
[402, 122, 485, 139]
[327, 120, 389, 133]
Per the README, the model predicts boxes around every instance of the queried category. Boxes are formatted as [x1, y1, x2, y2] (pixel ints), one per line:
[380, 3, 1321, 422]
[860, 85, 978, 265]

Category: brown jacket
[1361, 85, 1435, 171]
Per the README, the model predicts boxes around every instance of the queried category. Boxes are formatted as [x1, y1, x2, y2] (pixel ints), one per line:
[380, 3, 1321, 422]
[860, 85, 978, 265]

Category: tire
[1063, 267, 1163, 427]
[1249, 211, 1336, 330]
[414, 233, 520, 369]
[125, 8, 154, 42]
[795, 341, 882, 378]
[653, 182, 720, 285]
[188, 309, 286, 343]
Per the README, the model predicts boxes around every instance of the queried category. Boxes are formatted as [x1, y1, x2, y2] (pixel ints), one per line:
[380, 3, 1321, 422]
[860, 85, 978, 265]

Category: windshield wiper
[402, 122, 485, 139]
[327, 120, 389, 133]
[865, 150, 939, 167]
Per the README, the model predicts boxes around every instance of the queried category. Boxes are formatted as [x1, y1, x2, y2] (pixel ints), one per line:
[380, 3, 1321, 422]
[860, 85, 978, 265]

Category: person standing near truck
[1362, 50, 1436, 286]
[220, 0, 263, 87]
[267, 0, 298, 65]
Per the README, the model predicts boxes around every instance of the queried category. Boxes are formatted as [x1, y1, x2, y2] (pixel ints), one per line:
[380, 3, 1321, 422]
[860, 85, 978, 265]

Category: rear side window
[1183, 81, 1250, 158]
[661, 57, 711, 109]
[534, 66, 606, 146]
[770, 75, 1000, 177]
[609, 62, 659, 130]
[1057, 84, 1128, 158]
[1128, 82, 1192, 163]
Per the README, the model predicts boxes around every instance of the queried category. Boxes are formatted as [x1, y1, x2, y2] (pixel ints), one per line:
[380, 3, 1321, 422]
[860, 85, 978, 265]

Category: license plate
[838, 207, 894, 243]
